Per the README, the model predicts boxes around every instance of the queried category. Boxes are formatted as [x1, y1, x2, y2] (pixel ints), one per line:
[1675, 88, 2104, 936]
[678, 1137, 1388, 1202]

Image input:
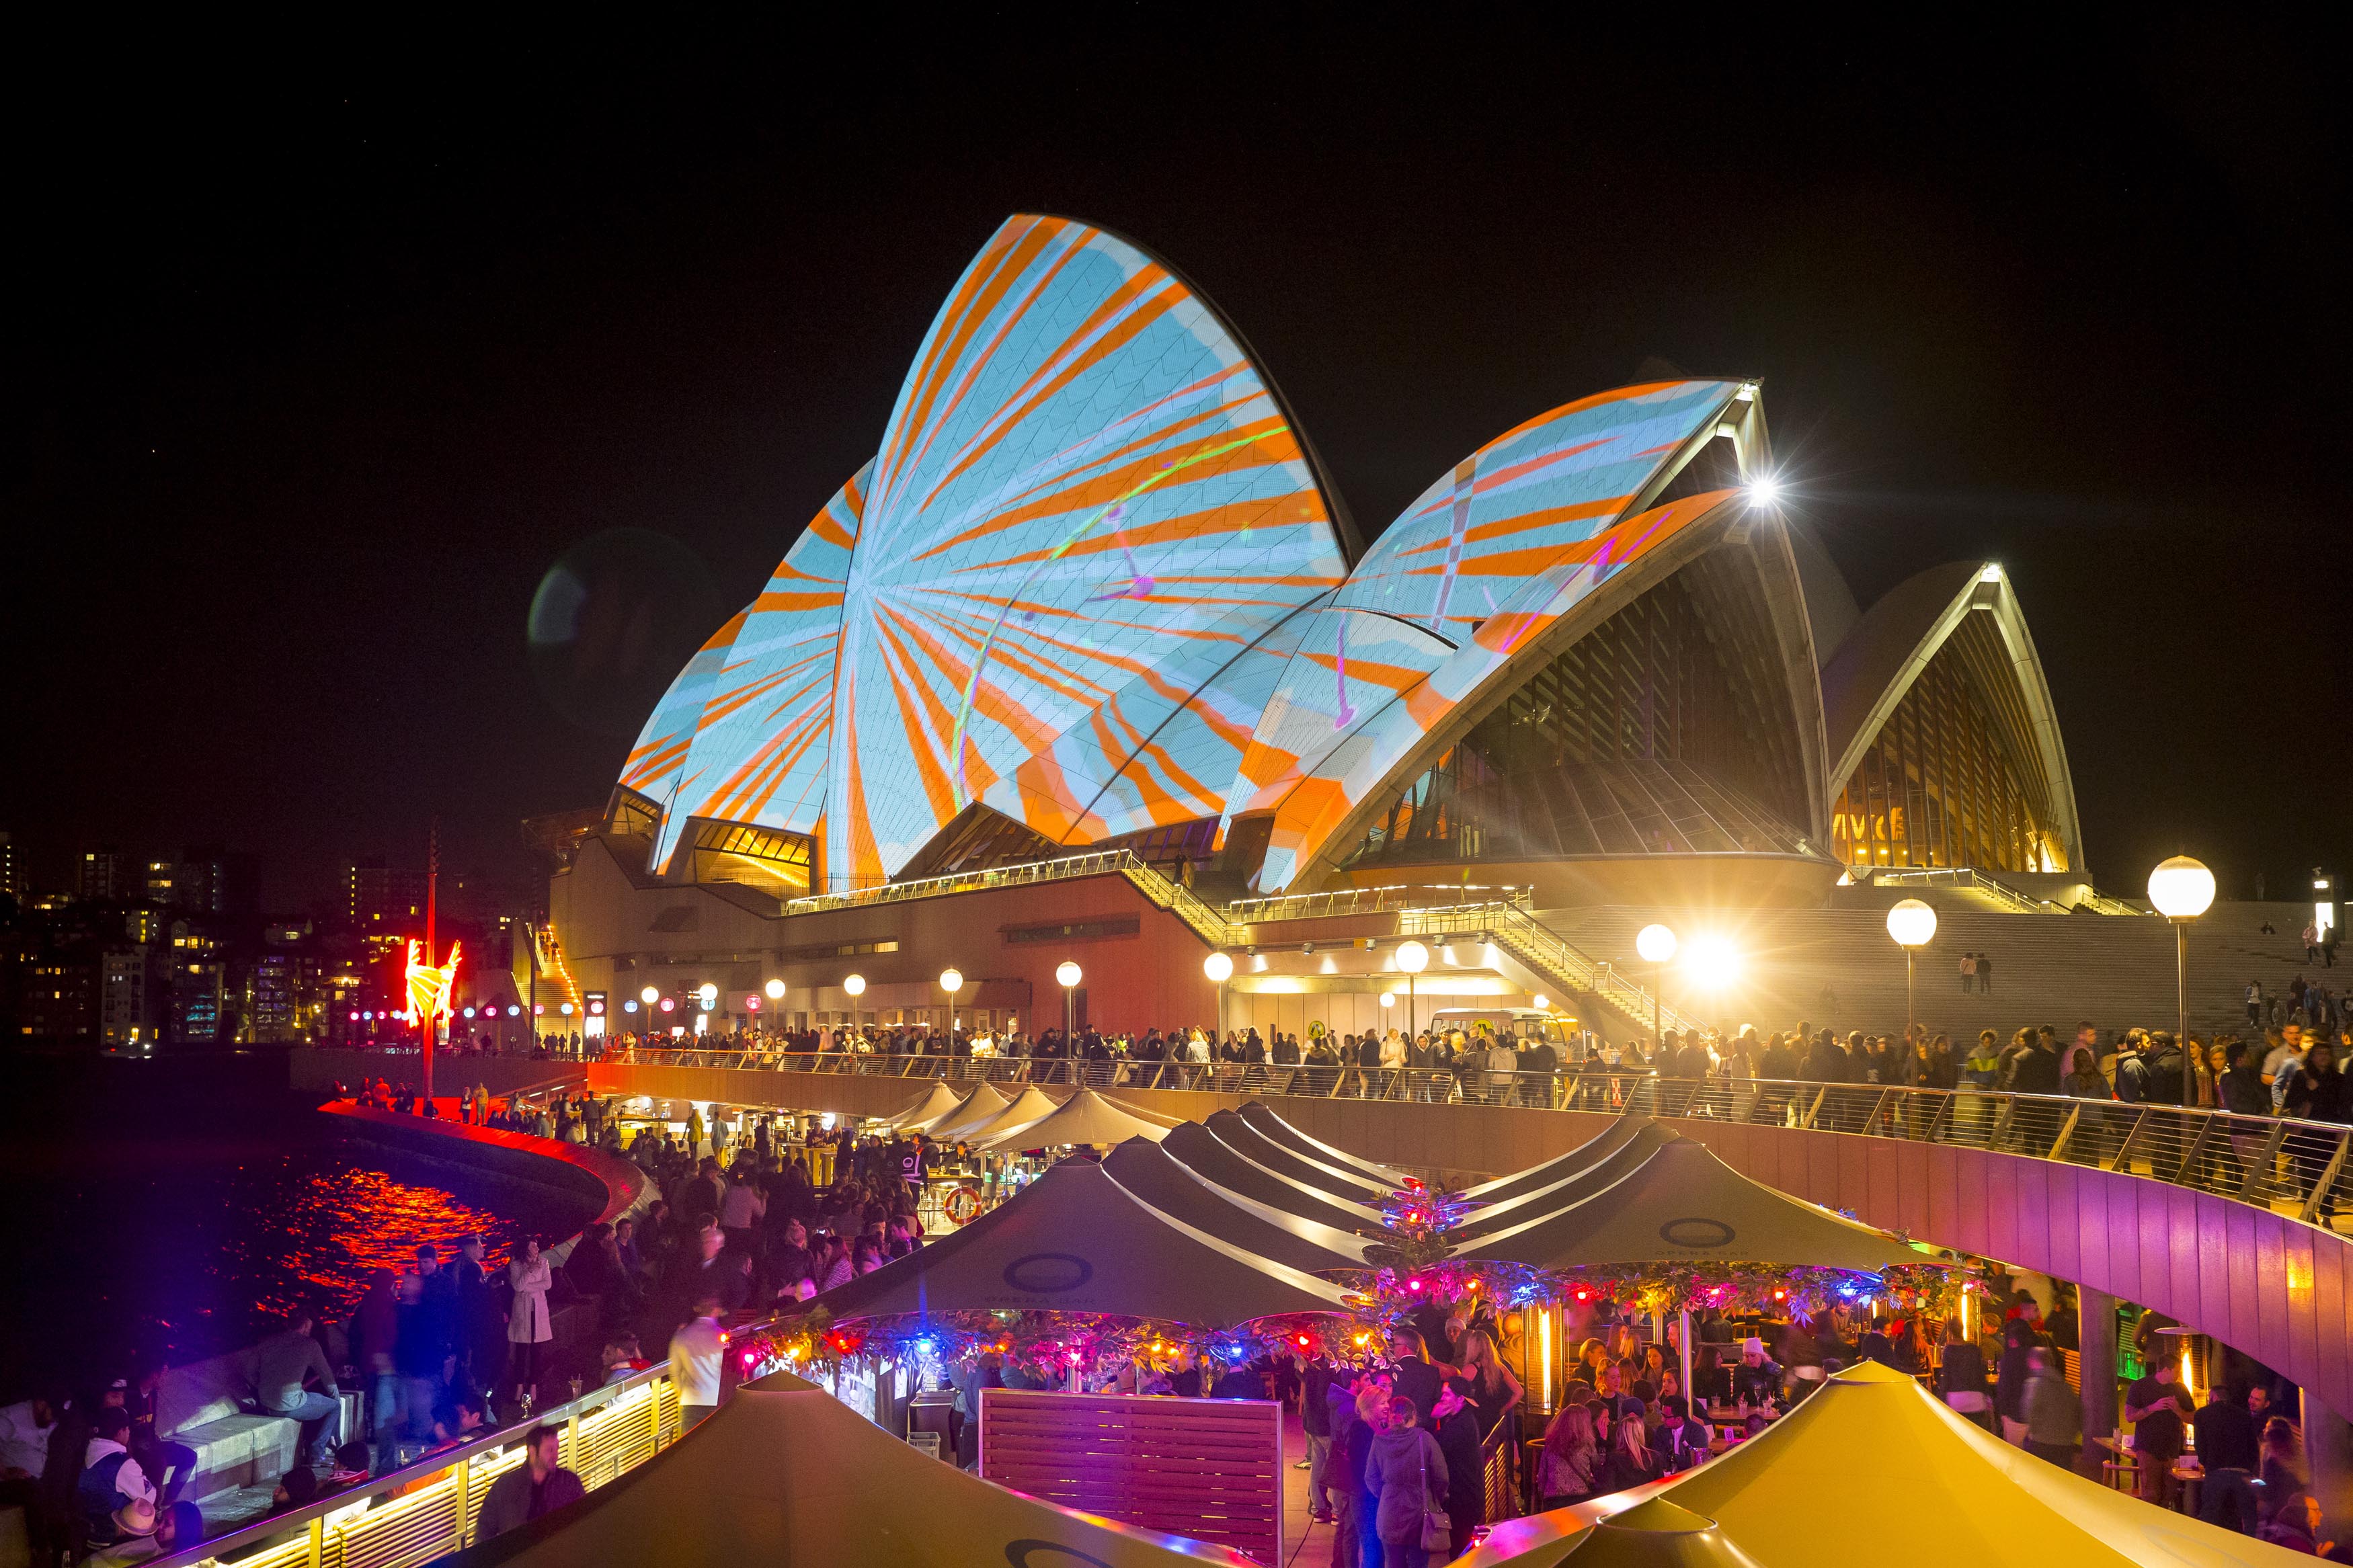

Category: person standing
[1363, 1395, 1447, 1568]
[506, 1237, 555, 1407]
[1298, 1349, 1336, 1525]
[1976, 953, 1994, 995]
[2124, 1356, 2195, 1510]
[2194, 1383, 2262, 1533]
[472, 1425, 583, 1541]
[1960, 953, 1977, 993]
[2019, 1347, 2080, 1470]
[668, 1296, 725, 1430]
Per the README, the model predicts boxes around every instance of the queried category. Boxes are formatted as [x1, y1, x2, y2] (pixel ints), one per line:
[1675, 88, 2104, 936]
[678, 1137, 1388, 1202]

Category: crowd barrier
[605, 1049, 2353, 1225]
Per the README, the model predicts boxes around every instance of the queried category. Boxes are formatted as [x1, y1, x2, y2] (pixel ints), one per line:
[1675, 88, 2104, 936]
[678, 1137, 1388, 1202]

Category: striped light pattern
[1222, 382, 1745, 891]
[637, 468, 868, 871]
[821, 214, 1345, 884]
[621, 216, 1756, 895]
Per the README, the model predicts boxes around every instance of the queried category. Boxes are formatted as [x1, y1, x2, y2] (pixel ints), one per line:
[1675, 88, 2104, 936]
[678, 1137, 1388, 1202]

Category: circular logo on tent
[1003, 1252, 1094, 1293]
[1659, 1217, 1736, 1249]
[1006, 1544, 1117, 1568]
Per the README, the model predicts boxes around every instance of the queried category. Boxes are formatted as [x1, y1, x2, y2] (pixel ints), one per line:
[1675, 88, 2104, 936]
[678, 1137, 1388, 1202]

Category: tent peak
[1827, 1359, 1914, 1386]
[1595, 1499, 1722, 1535]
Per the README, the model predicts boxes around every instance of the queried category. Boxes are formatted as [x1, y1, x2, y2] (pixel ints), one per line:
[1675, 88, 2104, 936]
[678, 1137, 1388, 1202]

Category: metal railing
[596, 1053, 2353, 1229]
[782, 850, 1152, 918]
[1226, 884, 1536, 924]
[1869, 866, 2148, 917]
[1390, 902, 1707, 1036]
[166, 1360, 688, 1568]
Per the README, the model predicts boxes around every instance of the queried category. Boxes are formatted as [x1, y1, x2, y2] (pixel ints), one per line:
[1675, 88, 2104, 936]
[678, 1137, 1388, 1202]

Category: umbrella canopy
[1203, 1108, 1393, 1204]
[924, 1083, 1012, 1143]
[1452, 1122, 1673, 1243]
[1545, 1500, 1765, 1568]
[1100, 1137, 1375, 1274]
[442, 1368, 1258, 1568]
[1236, 1102, 1406, 1188]
[1158, 1120, 1386, 1234]
[959, 1084, 1064, 1145]
[976, 1088, 1170, 1151]
[801, 1155, 1357, 1326]
[1460, 1114, 1654, 1202]
[885, 1081, 967, 1131]
[1458, 1363, 2297, 1568]
[1454, 1130, 1927, 1274]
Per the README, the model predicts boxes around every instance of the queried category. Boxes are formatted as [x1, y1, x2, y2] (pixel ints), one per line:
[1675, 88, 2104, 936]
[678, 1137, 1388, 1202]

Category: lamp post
[763, 978, 785, 1037]
[1634, 924, 1677, 1049]
[939, 968, 964, 1036]
[1203, 952, 1234, 1040]
[843, 973, 865, 1034]
[1395, 941, 1429, 1038]
[1056, 960, 1082, 1044]
[2149, 856, 2216, 1103]
[1886, 899, 1938, 1042]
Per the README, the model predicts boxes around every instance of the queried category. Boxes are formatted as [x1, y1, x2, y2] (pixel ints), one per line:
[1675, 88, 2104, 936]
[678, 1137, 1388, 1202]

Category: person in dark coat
[2194, 1385, 2262, 1534]
[473, 1426, 583, 1540]
[1384, 1330, 1444, 1430]
[1429, 1380, 1483, 1561]
[1363, 1396, 1447, 1568]
[1938, 1329, 1993, 1428]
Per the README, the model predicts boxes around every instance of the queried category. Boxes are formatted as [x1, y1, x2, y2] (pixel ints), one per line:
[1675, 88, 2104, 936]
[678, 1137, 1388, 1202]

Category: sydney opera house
[543, 214, 2098, 1040]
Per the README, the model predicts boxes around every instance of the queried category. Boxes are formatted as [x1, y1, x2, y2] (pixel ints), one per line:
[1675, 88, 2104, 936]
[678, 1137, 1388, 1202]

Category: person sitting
[78, 1408, 157, 1547]
[473, 1425, 584, 1542]
[267, 1466, 317, 1517]
[1536, 1403, 1601, 1510]
[1599, 1413, 1661, 1493]
[254, 1311, 345, 1468]
[1654, 1396, 1712, 1473]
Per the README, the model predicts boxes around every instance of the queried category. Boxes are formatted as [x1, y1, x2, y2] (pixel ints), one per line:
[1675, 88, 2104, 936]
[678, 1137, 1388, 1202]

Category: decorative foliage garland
[732, 1306, 1394, 1385]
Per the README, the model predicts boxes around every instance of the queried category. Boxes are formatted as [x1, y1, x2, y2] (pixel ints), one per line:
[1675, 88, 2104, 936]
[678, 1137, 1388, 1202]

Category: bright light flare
[1682, 934, 1742, 989]
[1746, 473, 1782, 507]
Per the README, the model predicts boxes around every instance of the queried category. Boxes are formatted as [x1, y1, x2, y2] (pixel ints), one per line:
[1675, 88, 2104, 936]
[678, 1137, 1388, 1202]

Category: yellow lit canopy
[1460, 1362, 2303, 1568]
[445, 1369, 1259, 1568]
[883, 1081, 967, 1132]
[922, 1083, 1012, 1143]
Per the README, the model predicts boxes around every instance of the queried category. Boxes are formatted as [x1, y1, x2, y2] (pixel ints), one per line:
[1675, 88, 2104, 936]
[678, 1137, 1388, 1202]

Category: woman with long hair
[1599, 1412, 1659, 1493]
[1455, 1329, 1524, 1442]
[1536, 1403, 1601, 1510]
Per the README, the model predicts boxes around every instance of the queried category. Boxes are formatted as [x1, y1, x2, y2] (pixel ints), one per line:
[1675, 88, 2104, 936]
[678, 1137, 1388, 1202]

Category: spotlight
[1747, 473, 1782, 507]
[1683, 934, 1743, 989]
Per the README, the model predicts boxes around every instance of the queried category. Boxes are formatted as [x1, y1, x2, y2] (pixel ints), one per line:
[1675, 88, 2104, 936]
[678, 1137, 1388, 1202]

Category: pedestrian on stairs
[1975, 953, 1994, 994]
[1960, 953, 1977, 993]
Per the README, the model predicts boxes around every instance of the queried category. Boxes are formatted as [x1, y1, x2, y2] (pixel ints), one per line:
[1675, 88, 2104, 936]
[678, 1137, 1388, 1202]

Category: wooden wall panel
[979, 1389, 1283, 1567]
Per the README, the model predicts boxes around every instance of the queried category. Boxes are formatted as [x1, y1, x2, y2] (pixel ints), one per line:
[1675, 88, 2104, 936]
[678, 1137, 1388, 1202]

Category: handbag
[1418, 1436, 1453, 1553]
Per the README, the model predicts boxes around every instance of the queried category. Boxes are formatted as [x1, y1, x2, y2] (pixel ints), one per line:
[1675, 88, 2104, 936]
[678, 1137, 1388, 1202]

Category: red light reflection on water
[216, 1161, 526, 1324]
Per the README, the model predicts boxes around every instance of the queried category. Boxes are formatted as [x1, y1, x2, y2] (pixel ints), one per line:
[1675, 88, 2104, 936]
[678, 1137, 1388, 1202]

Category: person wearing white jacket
[506, 1238, 555, 1403]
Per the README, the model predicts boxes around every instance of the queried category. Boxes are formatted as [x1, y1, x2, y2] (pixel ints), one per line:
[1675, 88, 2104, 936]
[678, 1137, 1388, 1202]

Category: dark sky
[7, 14, 2346, 912]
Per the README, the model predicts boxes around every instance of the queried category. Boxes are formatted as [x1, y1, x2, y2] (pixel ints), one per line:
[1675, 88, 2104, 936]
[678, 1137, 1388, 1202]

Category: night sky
[8, 17, 2346, 911]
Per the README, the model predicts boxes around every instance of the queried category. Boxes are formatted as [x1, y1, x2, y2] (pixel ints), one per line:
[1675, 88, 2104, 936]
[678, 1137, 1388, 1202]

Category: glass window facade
[1828, 612, 2067, 873]
[1343, 552, 1812, 868]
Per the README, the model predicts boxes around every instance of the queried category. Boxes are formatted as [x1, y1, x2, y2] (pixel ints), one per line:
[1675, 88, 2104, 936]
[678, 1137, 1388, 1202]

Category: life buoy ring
[946, 1186, 984, 1224]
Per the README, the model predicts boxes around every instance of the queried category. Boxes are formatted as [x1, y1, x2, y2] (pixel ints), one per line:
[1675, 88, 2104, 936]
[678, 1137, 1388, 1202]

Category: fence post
[2047, 1104, 2081, 1162]
[2109, 1108, 2149, 1173]
[2298, 1131, 2352, 1226]
[2242, 1122, 2289, 1202]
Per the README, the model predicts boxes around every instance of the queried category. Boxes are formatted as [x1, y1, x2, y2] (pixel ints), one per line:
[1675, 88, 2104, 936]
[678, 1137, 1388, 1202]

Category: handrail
[160, 1355, 699, 1568]
[783, 850, 1144, 917]
[592, 1054, 2353, 1231]
[1868, 866, 2149, 917]
[1391, 903, 1706, 1036]
[1226, 885, 1536, 923]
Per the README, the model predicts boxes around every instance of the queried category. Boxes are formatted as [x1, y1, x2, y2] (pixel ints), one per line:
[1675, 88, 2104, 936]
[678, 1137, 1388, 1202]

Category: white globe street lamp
[640, 985, 660, 1005]
[1634, 924, 1677, 1048]
[939, 968, 964, 1034]
[696, 983, 718, 1012]
[1886, 898, 1938, 1040]
[1203, 951, 1234, 1038]
[2149, 856, 2216, 1102]
[764, 979, 786, 999]
[1056, 960, 1082, 1042]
